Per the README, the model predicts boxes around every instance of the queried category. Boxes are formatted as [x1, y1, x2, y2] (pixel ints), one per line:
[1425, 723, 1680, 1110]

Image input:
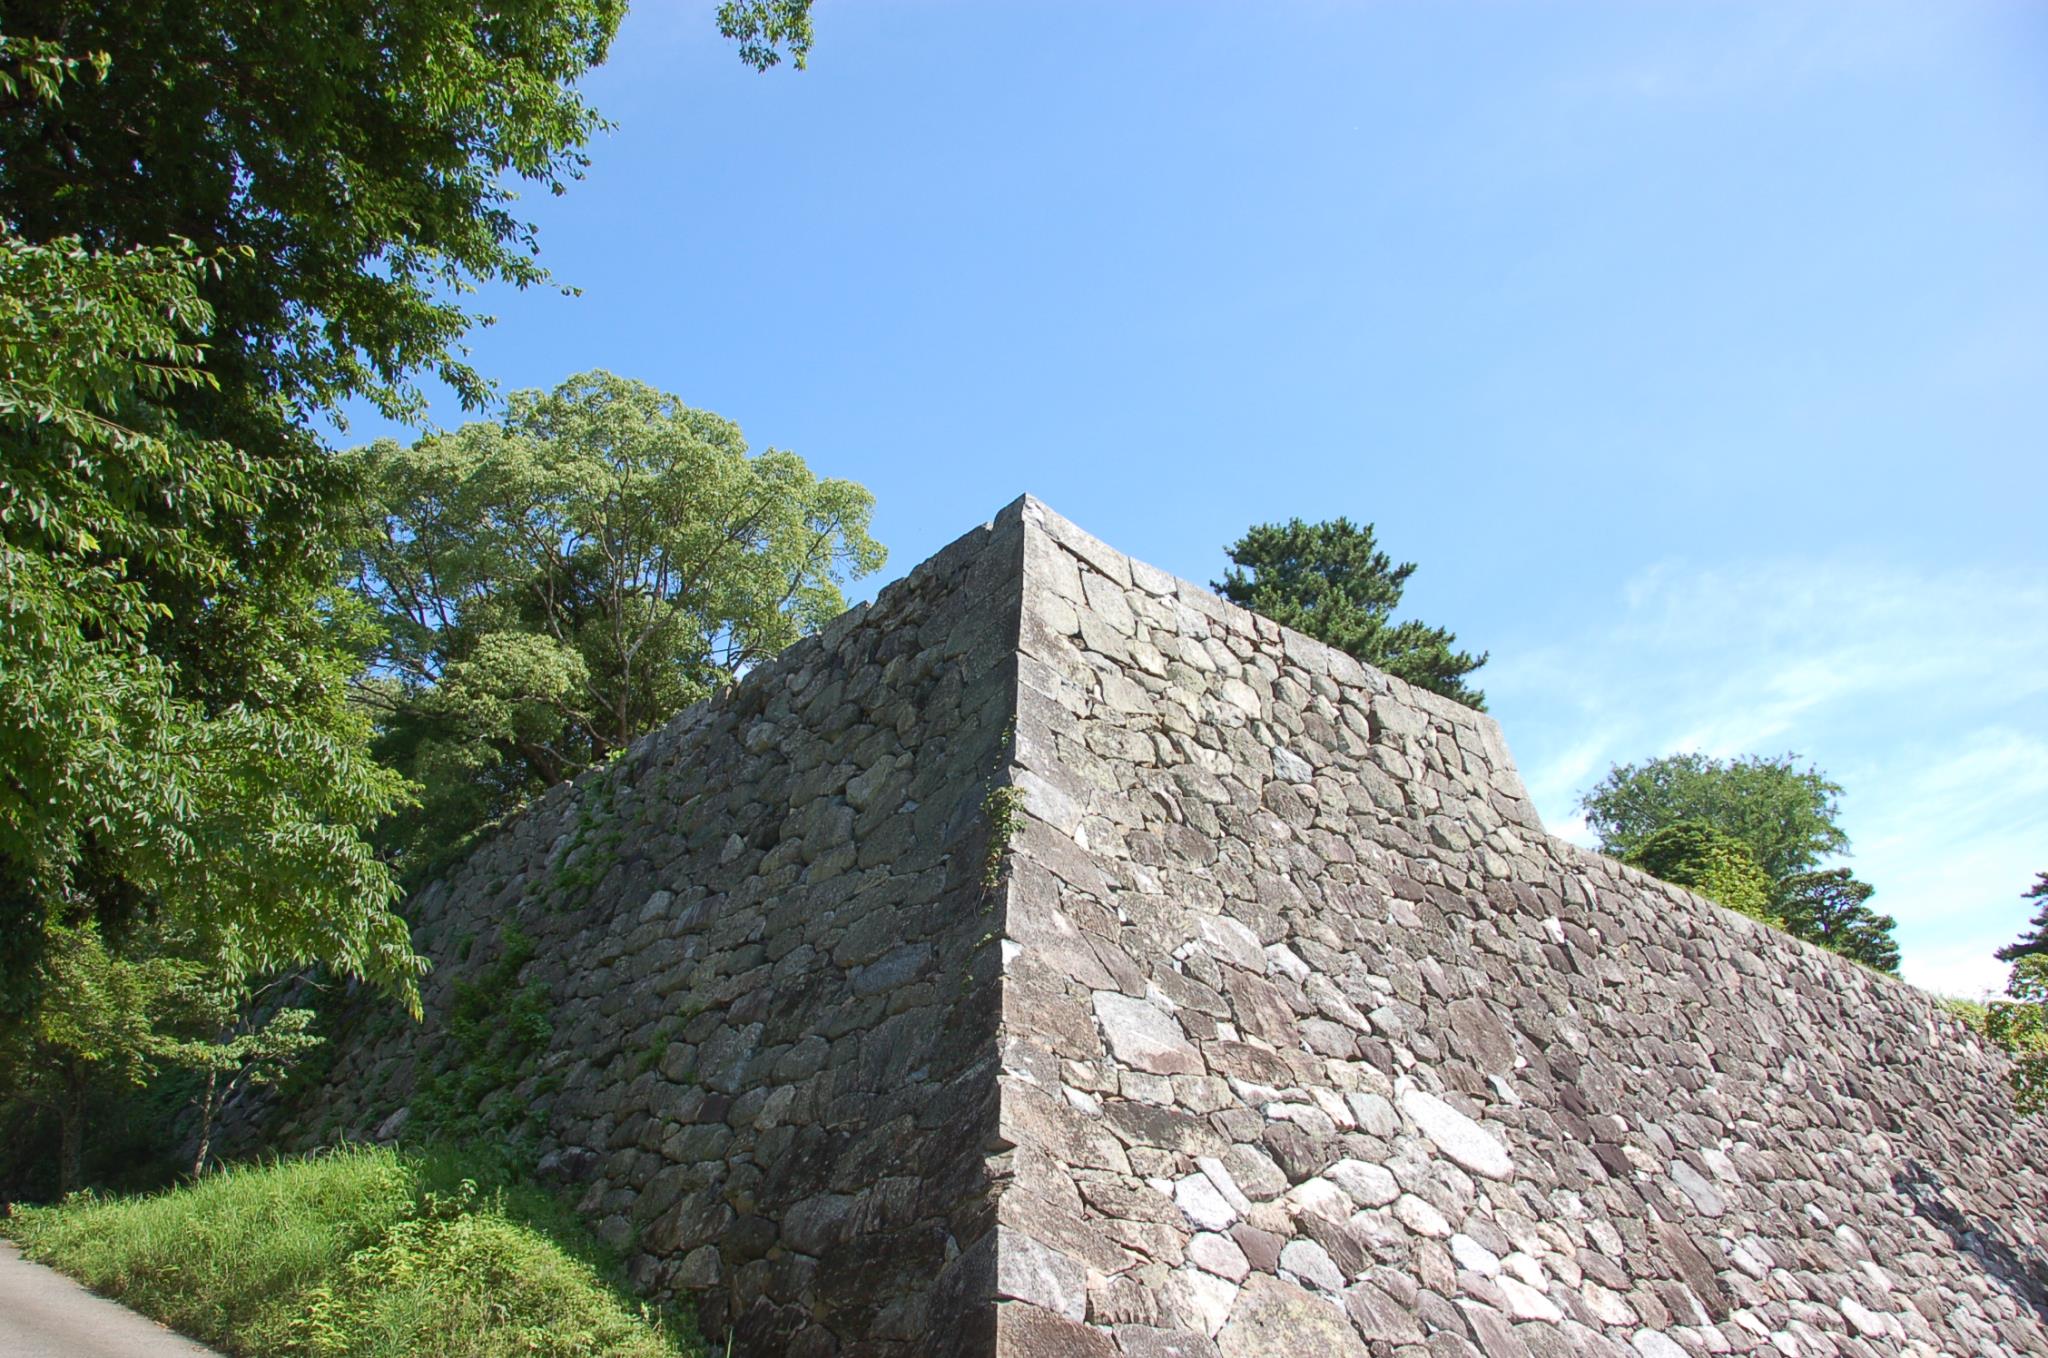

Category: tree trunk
[190, 1067, 217, 1178]
[58, 1077, 85, 1196]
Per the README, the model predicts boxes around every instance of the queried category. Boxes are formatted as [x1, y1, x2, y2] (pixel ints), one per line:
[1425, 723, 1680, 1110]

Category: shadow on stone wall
[1894, 1158, 2048, 1321]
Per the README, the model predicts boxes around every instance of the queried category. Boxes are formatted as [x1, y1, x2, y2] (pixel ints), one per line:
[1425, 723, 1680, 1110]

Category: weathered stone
[1400, 1088, 1514, 1180]
[1279, 1237, 1346, 1291]
[995, 1301, 1116, 1356]
[1394, 1193, 1453, 1238]
[1174, 1173, 1239, 1231]
[1666, 1160, 1726, 1218]
[1186, 1231, 1250, 1282]
[1629, 1331, 1689, 1358]
[1497, 1275, 1563, 1322]
[1345, 1280, 1424, 1344]
[1327, 1158, 1401, 1208]
[1114, 1325, 1221, 1358]
[1093, 992, 1203, 1076]
[1215, 1274, 1371, 1358]
[779, 1192, 856, 1255]
[996, 1231, 1088, 1321]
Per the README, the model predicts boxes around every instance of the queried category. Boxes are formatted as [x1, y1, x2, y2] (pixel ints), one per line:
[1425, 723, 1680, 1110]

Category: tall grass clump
[4, 1146, 698, 1358]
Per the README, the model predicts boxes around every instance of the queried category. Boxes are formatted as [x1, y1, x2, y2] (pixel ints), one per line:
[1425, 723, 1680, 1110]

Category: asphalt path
[0, 1240, 223, 1357]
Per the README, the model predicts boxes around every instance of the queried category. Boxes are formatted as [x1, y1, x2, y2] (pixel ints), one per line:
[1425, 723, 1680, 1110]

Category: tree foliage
[1583, 752, 1902, 972]
[1, 0, 633, 1013]
[1578, 751, 1848, 884]
[1215, 517, 1487, 707]
[1, 923, 191, 1192]
[1988, 954, 2048, 1117]
[1995, 872, 2048, 964]
[719, 0, 815, 71]
[1987, 872, 2048, 1116]
[347, 371, 886, 871]
[165, 986, 321, 1178]
[1, 4, 816, 1191]
[0, 229, 417, 1012]
[1623, 821, 1779, 926]
[1777, 868, 1899, 974]
[0, 2, 624, 427]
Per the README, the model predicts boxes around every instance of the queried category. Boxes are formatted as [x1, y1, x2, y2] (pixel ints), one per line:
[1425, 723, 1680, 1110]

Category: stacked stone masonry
[261, 496, 2048, 1357]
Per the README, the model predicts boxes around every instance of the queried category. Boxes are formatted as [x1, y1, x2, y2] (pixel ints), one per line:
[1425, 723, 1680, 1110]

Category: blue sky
[342, 1, 2047, 995]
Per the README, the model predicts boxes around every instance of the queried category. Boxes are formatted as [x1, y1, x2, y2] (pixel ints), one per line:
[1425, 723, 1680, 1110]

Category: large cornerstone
[259, 497, 2048, 1357]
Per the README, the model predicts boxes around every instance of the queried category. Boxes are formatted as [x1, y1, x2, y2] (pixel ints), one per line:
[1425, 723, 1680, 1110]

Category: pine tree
[1994, 872, 2048, 963]
[1777, 869, 1900, 974]
[1215, 518, 1486, 706]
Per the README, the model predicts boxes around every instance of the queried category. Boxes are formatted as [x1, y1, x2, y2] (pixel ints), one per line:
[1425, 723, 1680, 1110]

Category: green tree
[1, 924, 189, 1193]
[1215, 518, 1487, 706]
[1578, 752, 1848, 884]
[0, 228, 417, 1012]
[0, 0, 645, 1003]
[1623, 821, 1780, 926]
[1987, 954, 2048, 1116]
[1777, 868, 1899, 974]
[1994, 872, 2048, 963]
[0, 4, 624, 429]
[163, 984, 322, 1178]
[347, 371, 886, 871]
[1, 8, 807, 1185]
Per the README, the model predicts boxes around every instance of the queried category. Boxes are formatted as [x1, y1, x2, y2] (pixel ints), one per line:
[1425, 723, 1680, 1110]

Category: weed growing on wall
[978, 720, 1023, 896]
[411, 925, 555, 1150]
[548, 773, 624, 911]
[980, 784, 1024, 894]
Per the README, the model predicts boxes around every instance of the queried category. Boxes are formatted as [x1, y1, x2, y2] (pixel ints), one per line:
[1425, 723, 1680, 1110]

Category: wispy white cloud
[1572, 2, 1956, 105]
[1488, 556, 2048, 997]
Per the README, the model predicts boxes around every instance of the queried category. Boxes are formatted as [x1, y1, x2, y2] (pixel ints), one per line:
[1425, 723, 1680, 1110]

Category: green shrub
[1934, 995, 1992, 1034]
[1625, 820, 1781, 926]
[4, 1146, 697, 1358]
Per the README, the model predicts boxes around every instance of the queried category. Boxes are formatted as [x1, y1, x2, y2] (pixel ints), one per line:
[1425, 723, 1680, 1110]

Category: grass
[3, 1146, 702, 1358]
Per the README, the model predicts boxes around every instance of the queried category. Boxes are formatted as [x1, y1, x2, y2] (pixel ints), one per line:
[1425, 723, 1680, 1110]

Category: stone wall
[995, 498, 2048, 1358]
[261, 495, 2048, 1358]
[263, 506, 1027, 1356]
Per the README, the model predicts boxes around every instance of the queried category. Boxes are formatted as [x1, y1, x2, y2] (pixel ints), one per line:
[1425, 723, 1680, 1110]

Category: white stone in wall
[1497, 1274, 1563, 1322]
[1279, 1238, 1346, 1292]
[1175, 1173, 1239, 1231]
[1839, 1297, 1893, 1339]
[1327, 1159, 1401, 1208]
[1187, 1231, 1251, 1282]
[1668, 1160, 1727, 1217]
[1346, 1092, 1399, 1138]
[1399, 1088, 1514, 1180]
[1448, 1233, 1501, 1276]
[1270, 744, 1314, 784]
[1393, 1193, 1452, 1238]
[1170, 1267, 1239, 1338]
[995, 1231, 1087, 1320]
[1093, 991, 1203, 1076]
[1580, 1281, 1638, 1325]
[1195, 914, 1266, 972]
[1195, 1155, 1254, 1215]
[1631, 1330, 1690, 1358]
[1284, 1176, 1352, 1223]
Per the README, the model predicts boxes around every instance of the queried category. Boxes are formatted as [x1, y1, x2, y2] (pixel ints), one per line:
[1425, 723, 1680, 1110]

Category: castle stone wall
[258, 496, 2048, 1358]
[994, 498, 2048, 1358]
[264, 507, 1026, 1356]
